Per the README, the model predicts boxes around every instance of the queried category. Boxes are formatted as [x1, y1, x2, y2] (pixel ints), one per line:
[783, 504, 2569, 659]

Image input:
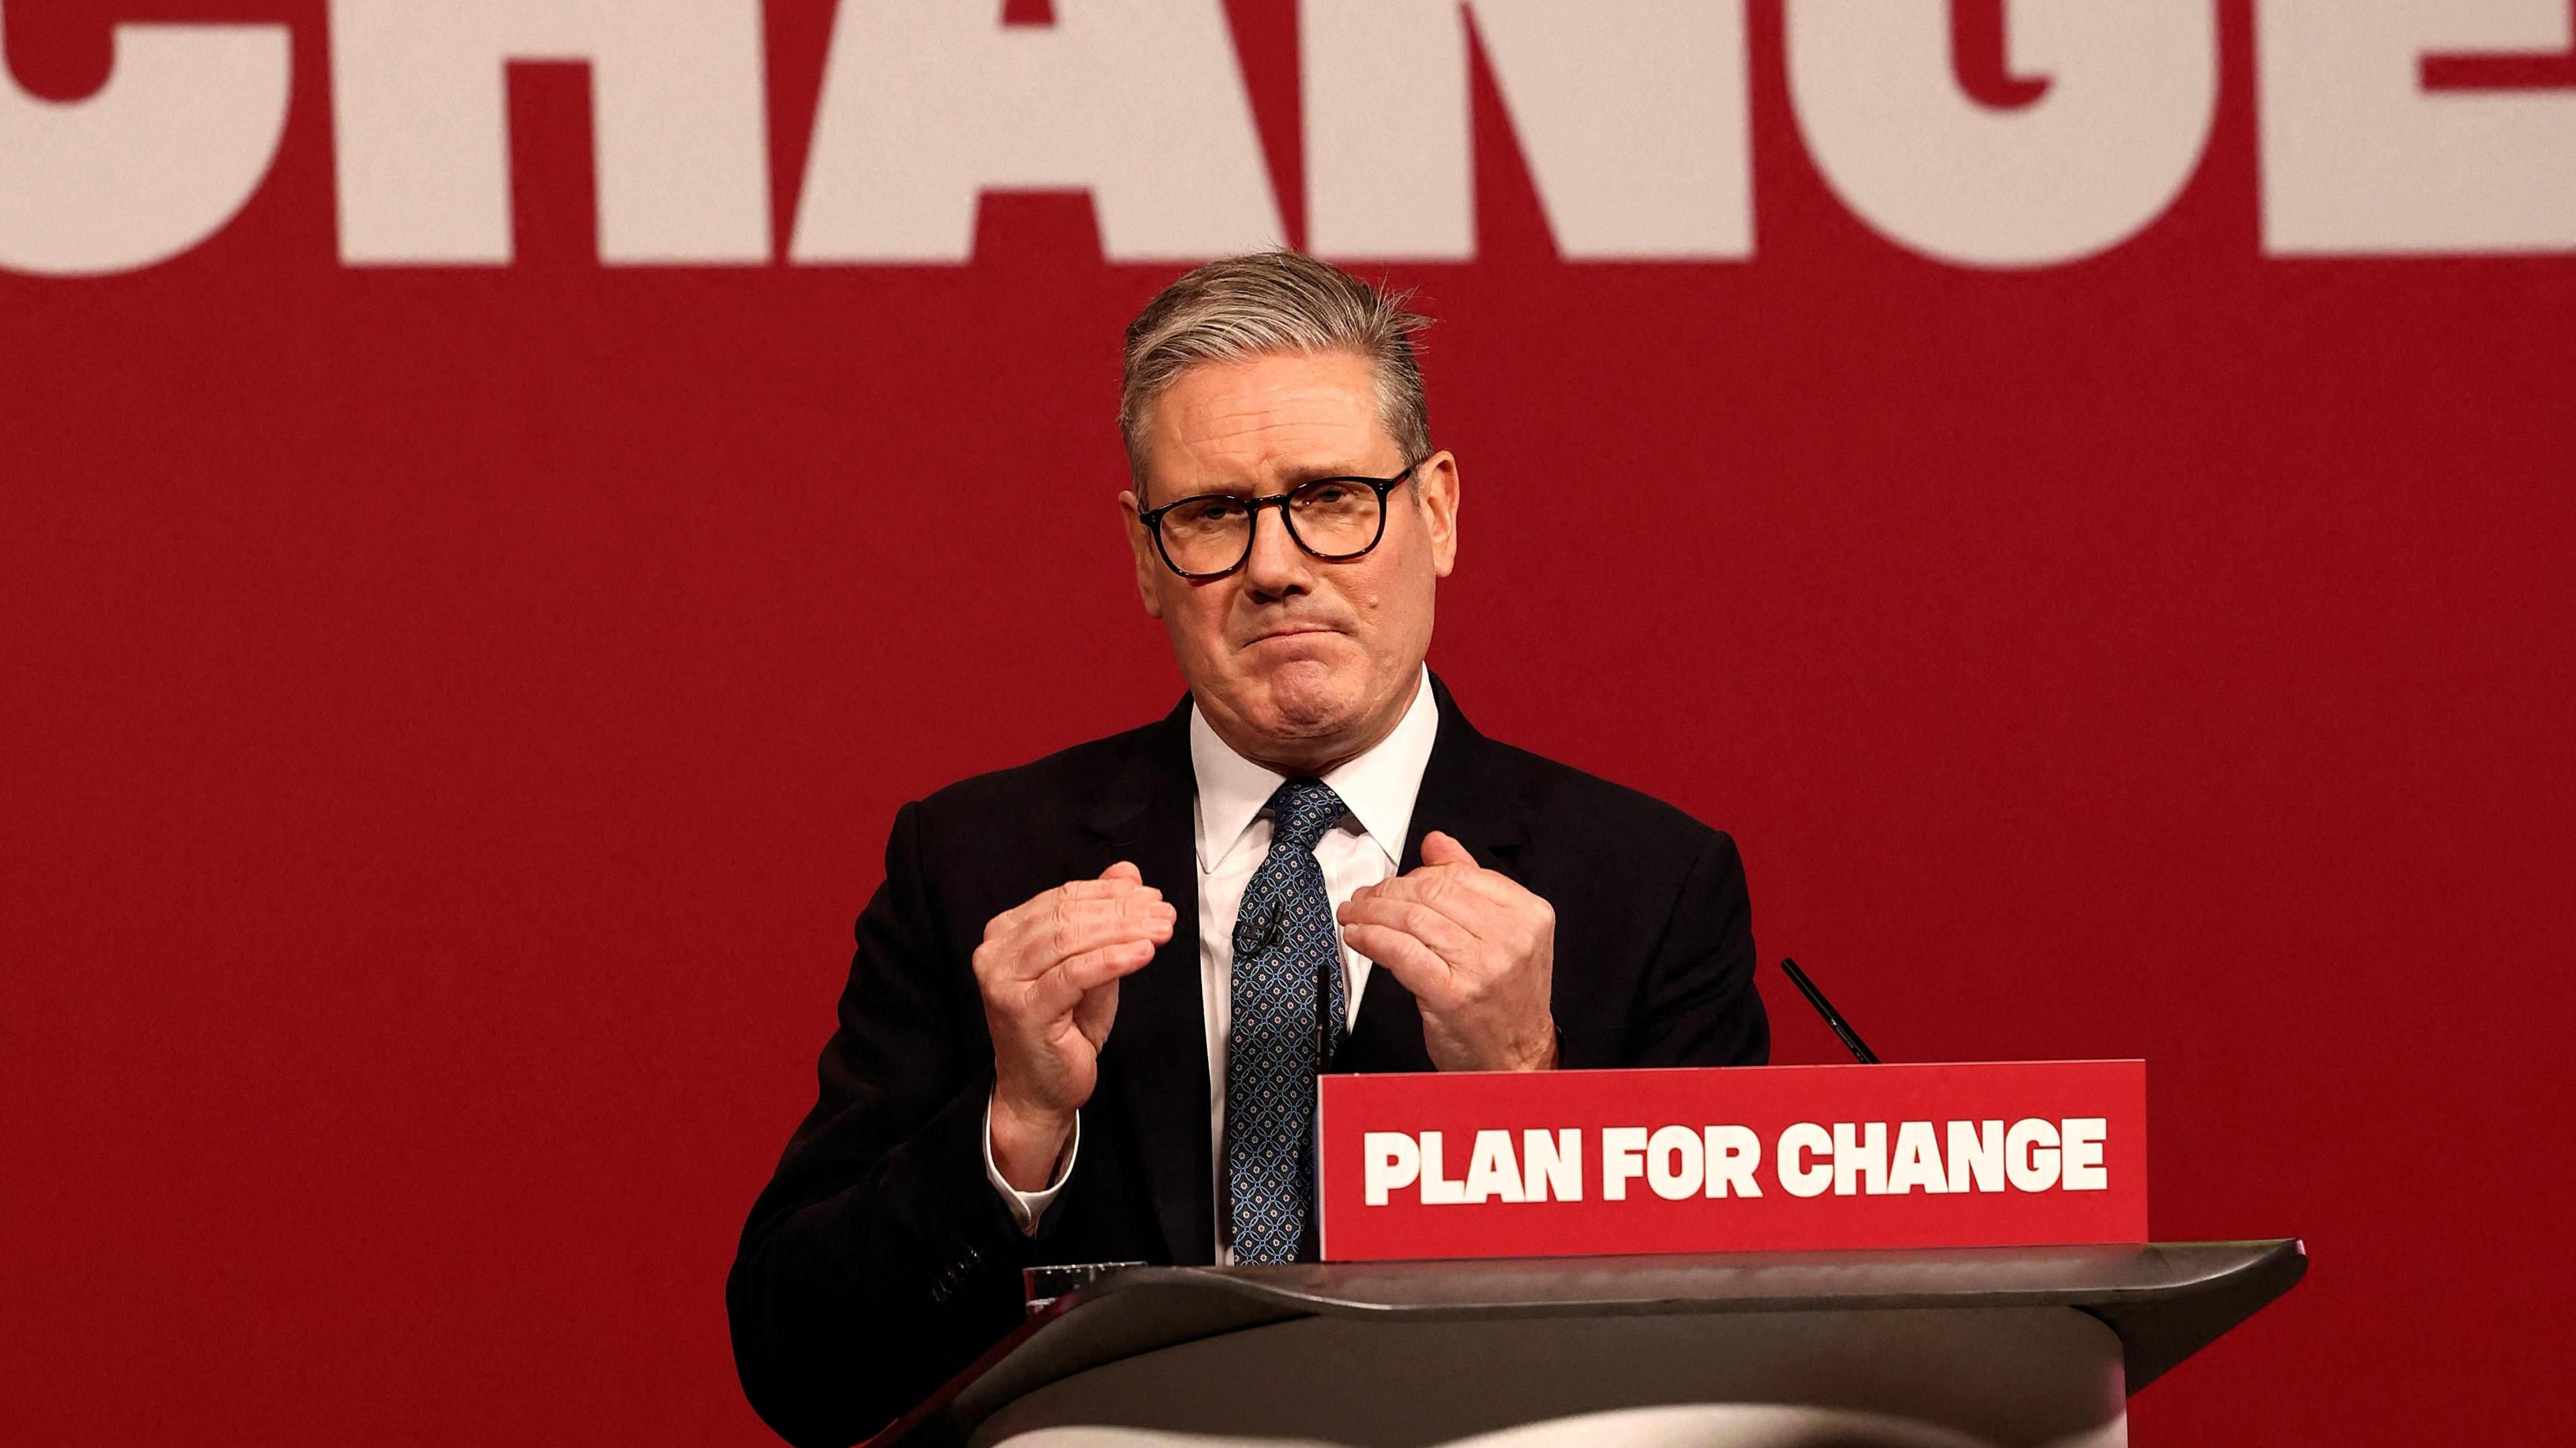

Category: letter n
[793, 0, 1283, 264]
[1302, 0, 1752, 260]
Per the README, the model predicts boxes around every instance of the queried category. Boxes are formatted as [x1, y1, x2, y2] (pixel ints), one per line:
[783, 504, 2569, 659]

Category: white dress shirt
[984, 667, 1440, 1260]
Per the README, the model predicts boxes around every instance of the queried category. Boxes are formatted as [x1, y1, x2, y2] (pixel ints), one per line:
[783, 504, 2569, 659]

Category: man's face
[1120, 349, 1459, 773]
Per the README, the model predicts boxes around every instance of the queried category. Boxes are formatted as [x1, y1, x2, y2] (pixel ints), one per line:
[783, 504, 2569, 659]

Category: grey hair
[1118, 251, 1433, 496]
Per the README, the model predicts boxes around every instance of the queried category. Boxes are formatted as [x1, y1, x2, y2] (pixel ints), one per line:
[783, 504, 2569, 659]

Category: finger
[1054, 874, 1159, 904]
[1024, 941, 1153, 1021]
[1358, 867, 1460, 904]
[1340, 922, 1456, 1000]
[995, 889, 1167, 947]
[1362, 866, 1492, 924]
[1359, 877, 1536, 957]
[992, 874, 1163, 940]
[1419, 830, 1477, 869]
[1337, 894, 1479, 961]
[991, 893, 1173, 977]
[1053, 937, 1161, 995]
[1071, 976, 1120, 1050]
[1052, 894, 1178, 930]
[1099, 860, 1144, 885]
[1374, 859, 1527, 915]
[1011, 907, 1175, 979]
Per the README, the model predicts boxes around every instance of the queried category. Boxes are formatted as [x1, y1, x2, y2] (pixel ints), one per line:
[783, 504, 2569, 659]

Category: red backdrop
[5, 3, 2572, 1445]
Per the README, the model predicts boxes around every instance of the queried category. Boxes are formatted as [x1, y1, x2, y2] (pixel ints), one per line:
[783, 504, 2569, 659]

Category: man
[727, 253, 1768, 1448]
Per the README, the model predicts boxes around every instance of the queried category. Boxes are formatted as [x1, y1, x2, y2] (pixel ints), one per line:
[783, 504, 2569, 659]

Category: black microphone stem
[1779, 957, 1883, 1065]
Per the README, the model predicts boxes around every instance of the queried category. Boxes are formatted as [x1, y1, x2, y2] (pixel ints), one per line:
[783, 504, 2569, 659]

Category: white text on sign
[1361, 1119, 2110, 1206]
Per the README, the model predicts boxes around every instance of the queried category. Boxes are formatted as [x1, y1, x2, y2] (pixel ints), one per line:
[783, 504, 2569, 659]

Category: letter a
[795, 0, 1282, 263]
[1303, 0, 1752, 260]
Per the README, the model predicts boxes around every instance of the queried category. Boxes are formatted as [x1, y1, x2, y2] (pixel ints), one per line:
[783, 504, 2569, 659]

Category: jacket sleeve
[1621, 830, 1771, 1068]
[727, 801, 1035, 1448]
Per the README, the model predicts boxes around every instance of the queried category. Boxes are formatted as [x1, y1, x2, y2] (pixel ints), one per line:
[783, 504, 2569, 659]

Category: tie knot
[1265, 778, 1346, 852]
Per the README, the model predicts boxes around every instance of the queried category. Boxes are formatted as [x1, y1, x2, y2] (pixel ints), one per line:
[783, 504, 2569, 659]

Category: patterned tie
[1225, 778, 1352, 1266]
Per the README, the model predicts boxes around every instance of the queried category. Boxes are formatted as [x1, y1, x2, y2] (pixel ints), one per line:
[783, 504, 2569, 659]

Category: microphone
[1778, 958, 1882, 1065]
[1232, 901, 1279, 960]
[1232, 899, 1336, 1069]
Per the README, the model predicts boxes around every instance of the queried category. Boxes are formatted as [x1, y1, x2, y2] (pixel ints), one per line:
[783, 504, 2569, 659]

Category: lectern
[871, 1240, 2303, 1448]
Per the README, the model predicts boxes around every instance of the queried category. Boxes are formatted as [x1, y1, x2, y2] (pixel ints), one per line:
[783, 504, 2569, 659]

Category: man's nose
[1240, 503, 1314, 598]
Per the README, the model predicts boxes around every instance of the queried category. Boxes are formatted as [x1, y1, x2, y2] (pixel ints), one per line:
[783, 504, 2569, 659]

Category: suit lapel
[1338, 673, 1529, 1074]
[1083, 697, 1216, 1265]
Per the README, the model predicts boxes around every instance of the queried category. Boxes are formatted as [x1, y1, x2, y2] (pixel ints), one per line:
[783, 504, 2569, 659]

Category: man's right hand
[976, 861, 1176, 1190]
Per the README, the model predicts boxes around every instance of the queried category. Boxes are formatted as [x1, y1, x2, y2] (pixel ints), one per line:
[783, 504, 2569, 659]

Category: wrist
[989, 1089, 1077, 1191]
[1512, 1019, 1560, 1072]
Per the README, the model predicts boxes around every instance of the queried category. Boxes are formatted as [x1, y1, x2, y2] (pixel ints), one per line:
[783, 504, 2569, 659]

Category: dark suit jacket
[727, 677, 1768, 1447]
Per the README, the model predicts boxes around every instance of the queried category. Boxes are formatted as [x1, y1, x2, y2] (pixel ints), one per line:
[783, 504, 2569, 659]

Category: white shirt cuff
[983, 1095, 1079, 1235]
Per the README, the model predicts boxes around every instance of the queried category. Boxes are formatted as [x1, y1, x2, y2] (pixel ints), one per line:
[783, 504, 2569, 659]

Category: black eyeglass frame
[1137, 459, 1429, 581]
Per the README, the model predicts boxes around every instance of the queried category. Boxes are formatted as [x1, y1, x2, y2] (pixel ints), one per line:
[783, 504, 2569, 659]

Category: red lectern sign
[1317, 1061, 2145, 1262]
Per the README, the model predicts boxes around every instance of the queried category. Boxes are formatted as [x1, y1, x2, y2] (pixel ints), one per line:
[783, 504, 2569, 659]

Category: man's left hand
[1336, 830, 1558, 1072]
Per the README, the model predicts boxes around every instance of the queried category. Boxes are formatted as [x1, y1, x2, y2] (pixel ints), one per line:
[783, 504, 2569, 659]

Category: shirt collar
[1189, 665, 1438, 872]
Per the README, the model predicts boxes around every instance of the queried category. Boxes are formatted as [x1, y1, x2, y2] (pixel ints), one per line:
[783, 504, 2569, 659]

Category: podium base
[875, 1243, 2303, 1448]
[1006, 1406, 2031, 1448]
[975, 1304, 2124, 1448]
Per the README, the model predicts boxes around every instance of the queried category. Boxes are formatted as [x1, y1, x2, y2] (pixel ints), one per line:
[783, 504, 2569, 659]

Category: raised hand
[975, 861, 1175, 1188]
[1335, 831, 1558, 1072]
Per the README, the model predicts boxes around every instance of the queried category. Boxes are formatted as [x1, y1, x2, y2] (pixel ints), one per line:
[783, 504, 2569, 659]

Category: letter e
[2261, 0, 2576, 254]
[2059, 1117, 2108, 1190]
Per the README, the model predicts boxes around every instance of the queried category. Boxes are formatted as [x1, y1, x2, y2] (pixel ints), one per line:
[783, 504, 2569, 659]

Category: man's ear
[1118, 490, 1166, 619]
[1416, 451, 1461, 579]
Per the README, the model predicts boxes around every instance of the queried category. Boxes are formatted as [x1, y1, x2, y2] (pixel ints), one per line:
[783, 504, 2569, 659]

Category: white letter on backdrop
[1784, 0, 2216, 267]
[329, 0, 771, 265]
[2261, 0, 2576, 254]
[1303, 0, 1751, 260]
[795, 0, 1282, 264]
[0, 9, 289, 276]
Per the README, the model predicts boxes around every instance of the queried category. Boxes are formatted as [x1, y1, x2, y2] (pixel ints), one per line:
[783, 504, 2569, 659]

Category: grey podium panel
[876, 1241, 2304, 1448]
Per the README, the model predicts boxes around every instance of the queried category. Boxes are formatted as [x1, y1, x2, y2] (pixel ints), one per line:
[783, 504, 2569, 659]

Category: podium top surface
[888, 1239, 2304, 1446]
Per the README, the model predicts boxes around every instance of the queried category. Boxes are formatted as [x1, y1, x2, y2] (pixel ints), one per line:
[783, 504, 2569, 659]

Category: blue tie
[1225, 778, 1352, 1265]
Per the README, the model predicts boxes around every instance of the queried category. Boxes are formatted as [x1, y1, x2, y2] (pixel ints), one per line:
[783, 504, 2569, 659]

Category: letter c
[1, 17, 291, 276]
[1778, 1122, 1834, 1199]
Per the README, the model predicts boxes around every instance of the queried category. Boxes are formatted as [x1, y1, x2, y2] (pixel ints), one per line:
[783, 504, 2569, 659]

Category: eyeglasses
[1138, 461, 1426, 581]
